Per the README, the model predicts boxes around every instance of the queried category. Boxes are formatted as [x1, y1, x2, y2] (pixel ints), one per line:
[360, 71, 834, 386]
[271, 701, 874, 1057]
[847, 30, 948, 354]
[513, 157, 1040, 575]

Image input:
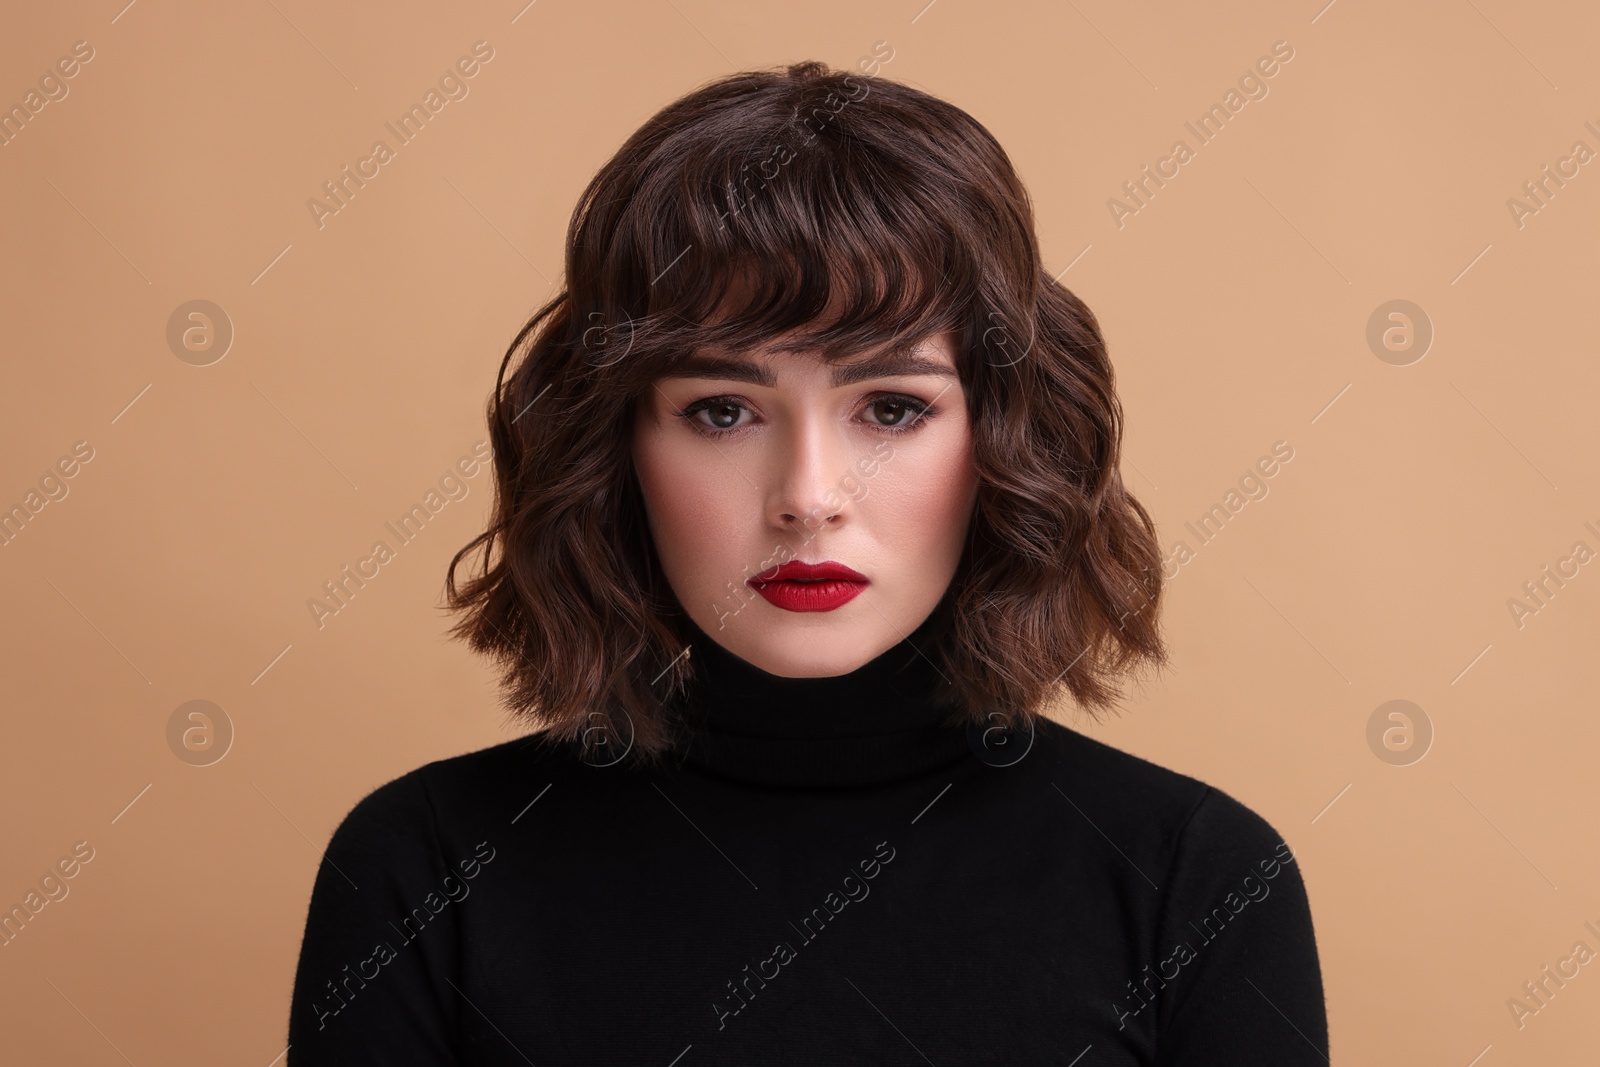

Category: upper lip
[751, 560, 868, 583]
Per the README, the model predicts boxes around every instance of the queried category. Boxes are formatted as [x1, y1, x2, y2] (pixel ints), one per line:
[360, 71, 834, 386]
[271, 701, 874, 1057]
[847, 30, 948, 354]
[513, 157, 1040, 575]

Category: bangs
[574, 73, 991, 375]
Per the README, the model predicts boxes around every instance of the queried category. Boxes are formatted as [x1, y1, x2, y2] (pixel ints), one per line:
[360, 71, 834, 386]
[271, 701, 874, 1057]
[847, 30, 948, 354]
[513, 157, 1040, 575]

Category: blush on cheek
[632, 416, 749, 611]
[882, 428, 977, 602]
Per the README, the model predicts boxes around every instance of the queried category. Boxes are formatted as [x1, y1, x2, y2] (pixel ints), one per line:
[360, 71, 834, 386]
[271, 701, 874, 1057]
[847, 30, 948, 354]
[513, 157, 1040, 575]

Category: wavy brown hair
[444, 56, 1167, 766]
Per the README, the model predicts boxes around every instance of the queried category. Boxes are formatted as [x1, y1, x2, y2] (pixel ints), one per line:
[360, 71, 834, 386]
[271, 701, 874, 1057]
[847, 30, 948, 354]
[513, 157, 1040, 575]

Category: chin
[724, 618, 888, 678]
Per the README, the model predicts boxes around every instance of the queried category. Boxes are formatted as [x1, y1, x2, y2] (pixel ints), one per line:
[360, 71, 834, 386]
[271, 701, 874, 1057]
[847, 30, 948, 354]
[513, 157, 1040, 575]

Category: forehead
[659, 334, 959, 388]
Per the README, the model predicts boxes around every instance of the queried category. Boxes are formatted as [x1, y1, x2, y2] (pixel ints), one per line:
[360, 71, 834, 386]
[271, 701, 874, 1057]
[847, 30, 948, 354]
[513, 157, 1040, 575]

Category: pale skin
[631, 331, 979, 677]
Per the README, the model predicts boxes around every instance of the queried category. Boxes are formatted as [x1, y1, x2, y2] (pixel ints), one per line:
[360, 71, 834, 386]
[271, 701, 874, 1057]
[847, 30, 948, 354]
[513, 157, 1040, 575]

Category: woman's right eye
[675, 397, 752, 436]
[698, 401, 746, 429]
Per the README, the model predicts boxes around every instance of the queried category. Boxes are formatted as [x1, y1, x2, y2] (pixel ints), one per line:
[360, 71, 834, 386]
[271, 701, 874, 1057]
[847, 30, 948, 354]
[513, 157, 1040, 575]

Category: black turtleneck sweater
[288, 616, 1329, 1064]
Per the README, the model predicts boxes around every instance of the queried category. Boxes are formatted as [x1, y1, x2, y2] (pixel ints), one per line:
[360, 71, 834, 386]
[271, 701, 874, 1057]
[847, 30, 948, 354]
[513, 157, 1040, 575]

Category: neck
[669, 612, 973, 788]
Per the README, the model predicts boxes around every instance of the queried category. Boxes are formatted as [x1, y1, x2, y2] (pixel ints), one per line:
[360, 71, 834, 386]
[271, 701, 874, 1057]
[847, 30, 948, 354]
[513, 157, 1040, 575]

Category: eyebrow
[660, 345, 959, 388]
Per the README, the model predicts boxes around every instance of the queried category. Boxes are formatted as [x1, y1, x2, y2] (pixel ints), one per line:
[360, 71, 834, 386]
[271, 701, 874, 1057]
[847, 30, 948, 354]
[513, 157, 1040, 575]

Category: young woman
[289, 58, 1328, 1065]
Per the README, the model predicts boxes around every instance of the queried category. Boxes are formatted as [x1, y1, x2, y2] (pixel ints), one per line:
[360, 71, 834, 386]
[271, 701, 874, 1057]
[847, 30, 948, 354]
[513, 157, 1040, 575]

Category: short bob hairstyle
[445, 57, 1167, 765]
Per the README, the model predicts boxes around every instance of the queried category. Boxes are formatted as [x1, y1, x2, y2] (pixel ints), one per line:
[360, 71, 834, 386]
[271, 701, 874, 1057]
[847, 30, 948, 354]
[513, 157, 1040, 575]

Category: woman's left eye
[863, 396, 931, 430]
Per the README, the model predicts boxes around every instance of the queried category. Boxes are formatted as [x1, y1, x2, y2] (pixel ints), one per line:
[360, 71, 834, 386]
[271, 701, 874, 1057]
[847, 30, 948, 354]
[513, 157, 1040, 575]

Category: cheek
[869, 427, 977, 563]
[631, 422, 740, 578]
[919, 427, 978, 537]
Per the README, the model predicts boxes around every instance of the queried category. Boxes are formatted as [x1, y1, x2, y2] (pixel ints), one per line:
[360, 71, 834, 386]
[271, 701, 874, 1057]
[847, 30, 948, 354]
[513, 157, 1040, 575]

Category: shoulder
[1025, 718, 1297, 871]
[1030, 722, 1313, 922]
[1027, 718, 1210, 826]
[326, 733, 583, 851]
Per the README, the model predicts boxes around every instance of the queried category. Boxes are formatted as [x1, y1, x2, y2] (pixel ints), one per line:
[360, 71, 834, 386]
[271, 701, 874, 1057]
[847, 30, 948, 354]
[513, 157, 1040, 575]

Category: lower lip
[748, 578, 867, 612]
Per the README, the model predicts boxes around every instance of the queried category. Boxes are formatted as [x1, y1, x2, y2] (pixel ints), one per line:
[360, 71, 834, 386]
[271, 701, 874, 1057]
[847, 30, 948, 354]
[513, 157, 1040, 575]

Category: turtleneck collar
[669, 611, 975, 789]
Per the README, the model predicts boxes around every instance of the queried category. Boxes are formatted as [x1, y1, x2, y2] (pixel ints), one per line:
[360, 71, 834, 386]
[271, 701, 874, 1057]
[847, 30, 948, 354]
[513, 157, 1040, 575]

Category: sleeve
[1151, 786, 1329, 1066]
[287, 770, 462, 1065]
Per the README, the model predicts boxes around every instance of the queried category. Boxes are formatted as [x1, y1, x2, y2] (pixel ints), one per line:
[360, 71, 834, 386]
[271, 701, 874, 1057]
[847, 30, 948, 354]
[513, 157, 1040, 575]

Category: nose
[766, 406, 855, 538]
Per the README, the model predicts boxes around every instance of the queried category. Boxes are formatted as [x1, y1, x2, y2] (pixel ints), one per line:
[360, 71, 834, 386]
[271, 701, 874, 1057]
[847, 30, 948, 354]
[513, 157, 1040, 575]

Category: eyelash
[672, 392, 939, 440]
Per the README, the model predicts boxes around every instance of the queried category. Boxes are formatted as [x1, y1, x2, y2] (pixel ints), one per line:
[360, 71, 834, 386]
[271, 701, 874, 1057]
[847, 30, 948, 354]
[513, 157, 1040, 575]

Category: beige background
[2, 0, 1597, 1062]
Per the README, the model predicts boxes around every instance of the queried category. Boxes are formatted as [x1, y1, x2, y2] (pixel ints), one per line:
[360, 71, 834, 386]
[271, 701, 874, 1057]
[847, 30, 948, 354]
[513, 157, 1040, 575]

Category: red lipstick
[748, 560, 868, 613]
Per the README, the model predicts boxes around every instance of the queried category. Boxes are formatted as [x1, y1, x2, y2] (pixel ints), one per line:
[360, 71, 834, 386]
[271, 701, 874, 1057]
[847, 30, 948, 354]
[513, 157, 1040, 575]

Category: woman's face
[631, 331, 979, 677]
